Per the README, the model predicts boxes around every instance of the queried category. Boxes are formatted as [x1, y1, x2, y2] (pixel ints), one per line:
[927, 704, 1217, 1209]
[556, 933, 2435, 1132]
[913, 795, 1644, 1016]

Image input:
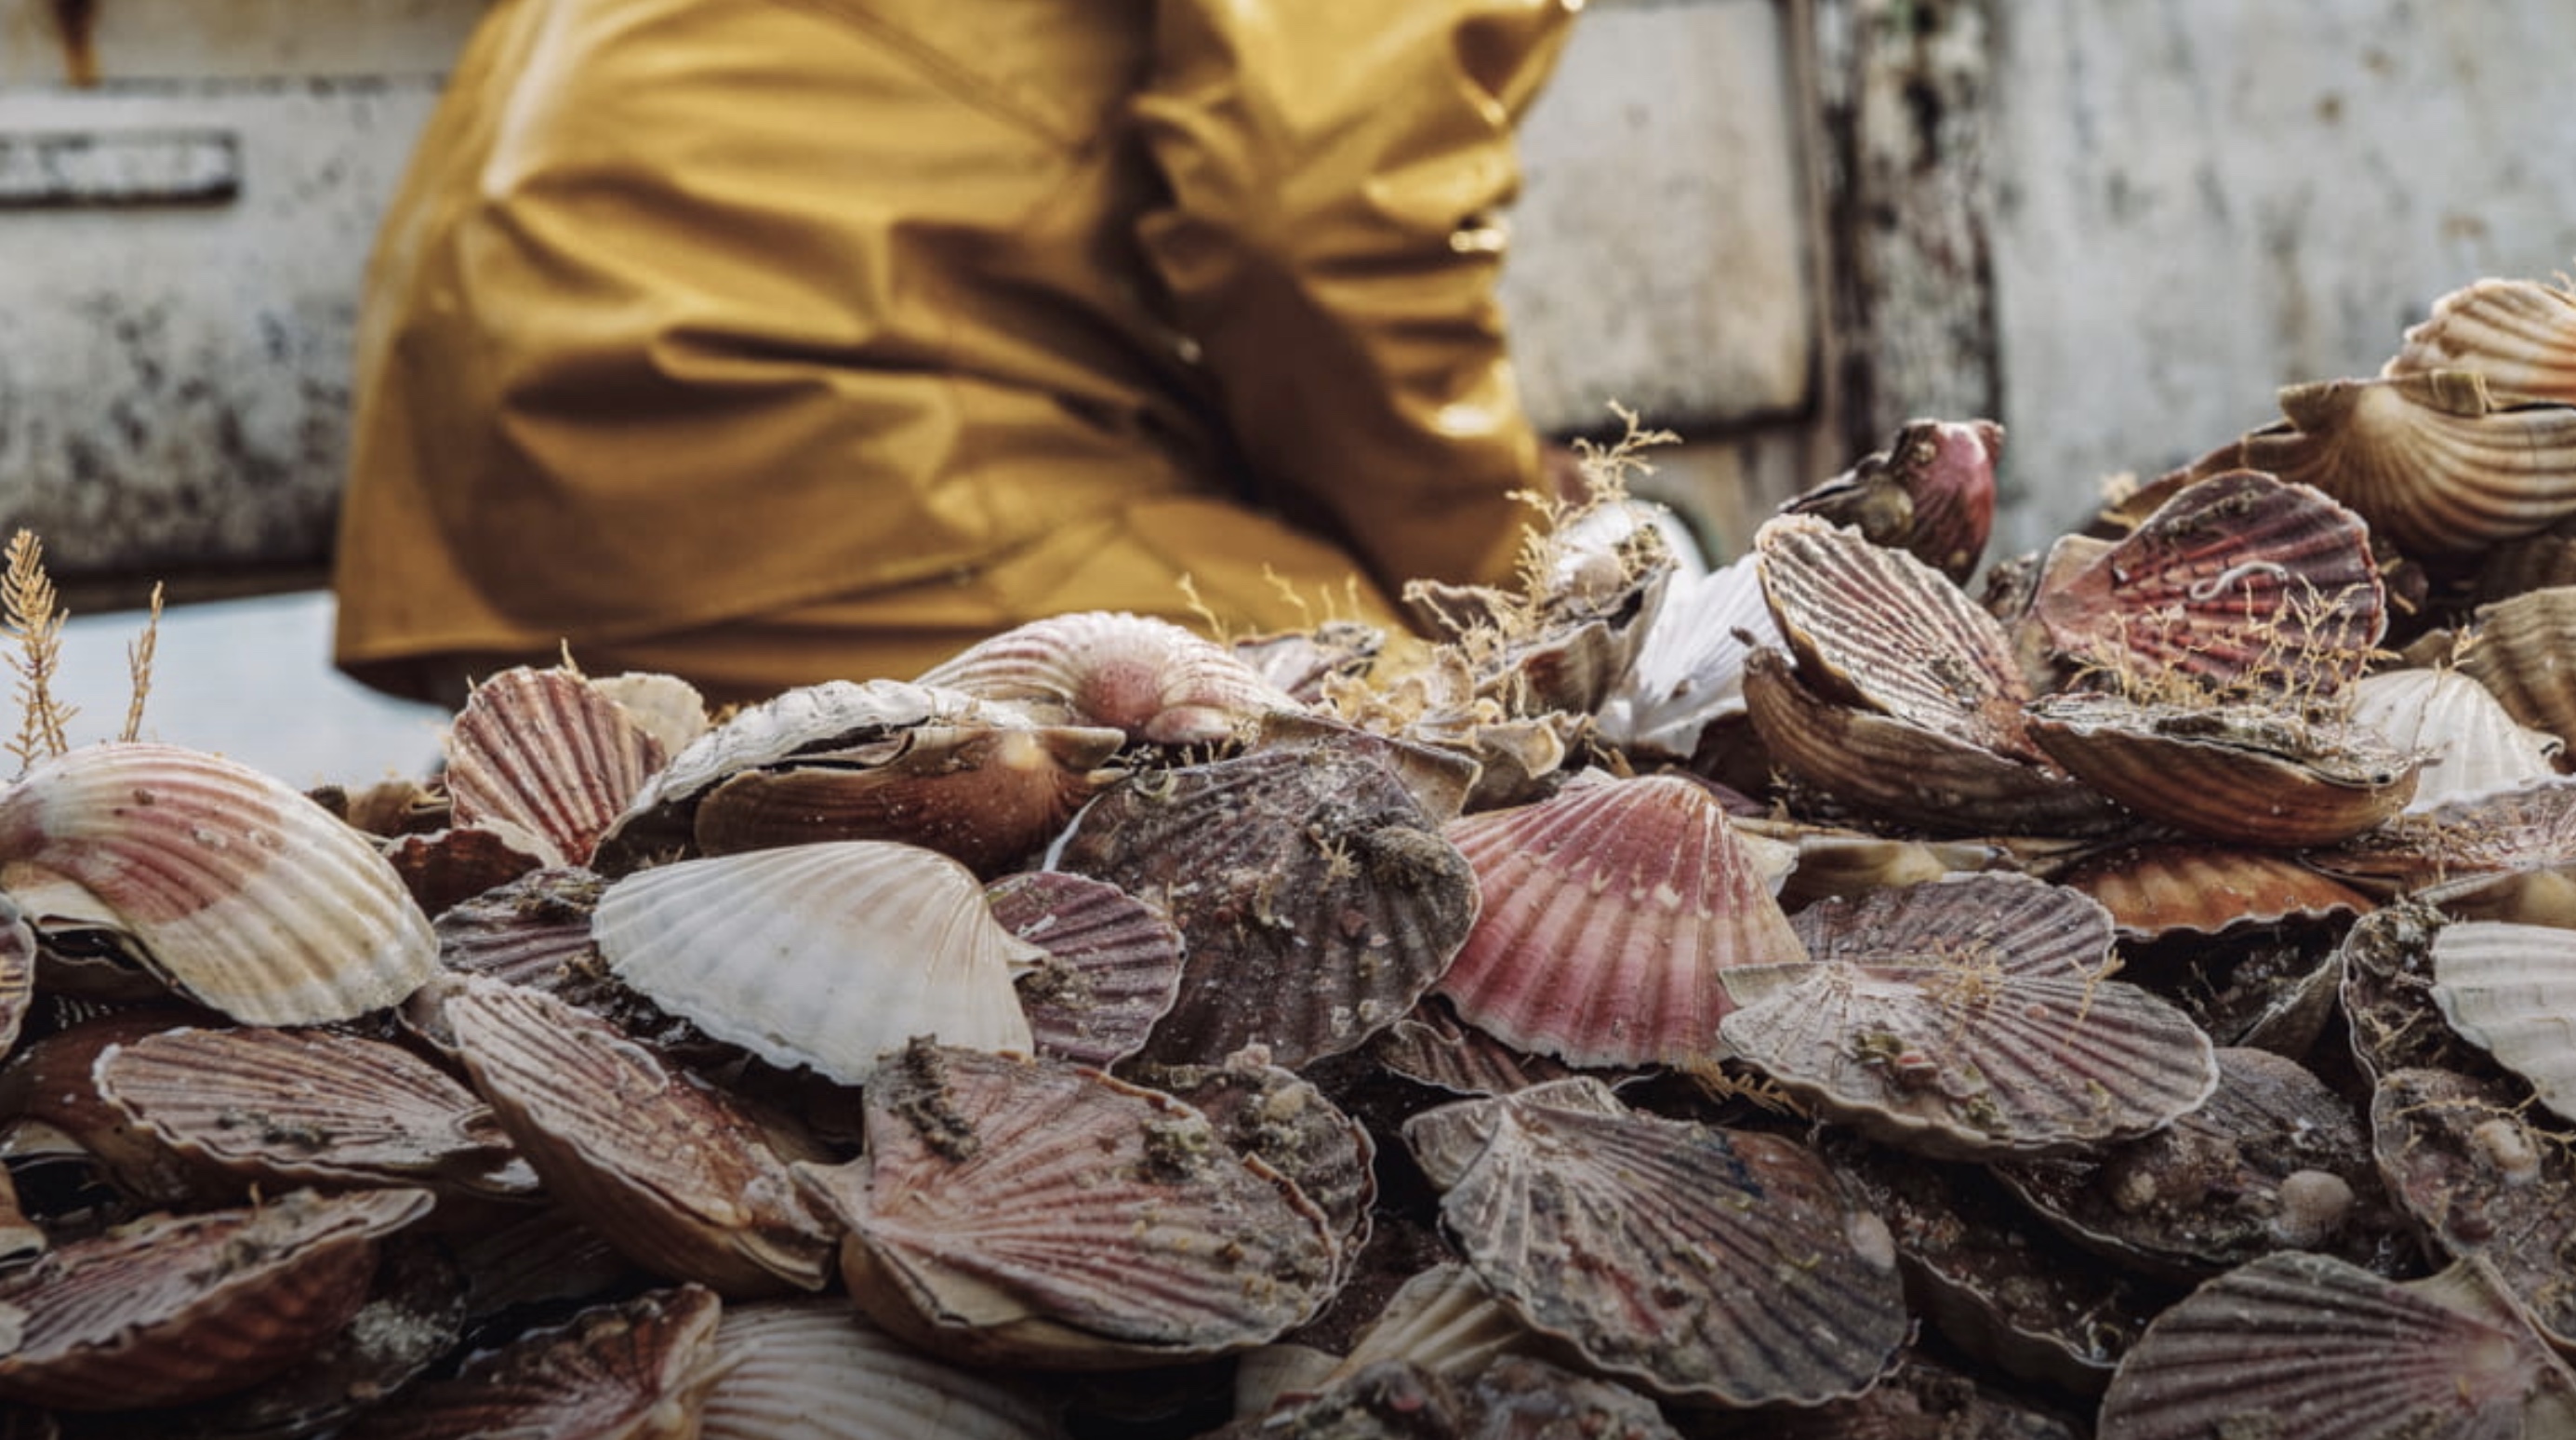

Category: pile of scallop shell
[7, 273, 2576, 1438]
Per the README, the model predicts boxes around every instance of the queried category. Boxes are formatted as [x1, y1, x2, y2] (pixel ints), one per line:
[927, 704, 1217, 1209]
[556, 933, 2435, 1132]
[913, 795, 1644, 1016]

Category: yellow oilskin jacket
[332, 0, 1579, 700]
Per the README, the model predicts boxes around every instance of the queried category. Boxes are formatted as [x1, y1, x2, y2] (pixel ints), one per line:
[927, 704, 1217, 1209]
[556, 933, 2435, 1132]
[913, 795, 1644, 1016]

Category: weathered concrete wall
[1984, 0, 2576, 554]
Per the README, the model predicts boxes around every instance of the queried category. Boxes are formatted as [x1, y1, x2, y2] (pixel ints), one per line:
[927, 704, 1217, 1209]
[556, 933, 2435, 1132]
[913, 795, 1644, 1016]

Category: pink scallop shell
[916, 610, 1303, 745]
[444, 666, 669, 868]
[985, 870, 1182, 1069]
[1778, 417, 2001, 582]
[1436, 774, 1805, 1068]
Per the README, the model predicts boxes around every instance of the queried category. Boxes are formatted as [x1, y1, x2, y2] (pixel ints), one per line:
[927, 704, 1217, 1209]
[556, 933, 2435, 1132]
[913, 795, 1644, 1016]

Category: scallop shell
[0, 1186, 433, 1411]
[588, 671, 711, 757]
[1369, 997, 1582, 1098]
[337, 1285, 726, 1440]
[2025, 690, 2422, 847]
[2094, 1253, 2576, 1440]
[1778, 418, 2002, 582]
[916, 611, 1303, 745]
[1053, 744, 1477, 1071]
[2429, 919, 2576, 1123]
[1326, 1262, 1535, 1387]
[2029, 470, 2383, 700]
[985, 871, 1183, 1069]
[1720, 873, 2218, 1158]
[1592, 552, 1780, 760]
[1743, 648, 2123, 837]
[1756, 513, 2042, 761]
[792, 1041, 1338, 1369]
[0, 1008, 214, 1210]
[2171, 369, 2576, 560]
[2479, 516, 2576, 599]
[2370, 1066, 2576, 1348]
[2059, 841, 2371, 940]
[1401, 1083, 1905, 1407]
[697, 1300, 1065, 1440]
[445, 978, 840, 1298]
[2458, 583, 2576, 747]
[595, 841, 1041, 1085]
[1135, 1053, 1376, 1285]
[1435, 773, 1804, 1068]
[2336, 900, 2504, 1086]
[382, 822, 551, 919]
[0, 744, 440, 1024]
[1991, 1047, 2403, 1284]
[0, 892, 33, 1058]
[94, 1025, 535, 1199]
[2386, 275, 2576, 402]
[2315, 776, 2576, 926]
[2348, 667, 2561, 809]
[1230, 620, 1386, 706]
[445, 665, 669, 869]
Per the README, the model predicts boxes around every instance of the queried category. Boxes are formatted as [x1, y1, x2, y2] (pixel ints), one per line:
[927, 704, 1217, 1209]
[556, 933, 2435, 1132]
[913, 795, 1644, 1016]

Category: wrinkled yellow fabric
[332, 0, 1576, 704]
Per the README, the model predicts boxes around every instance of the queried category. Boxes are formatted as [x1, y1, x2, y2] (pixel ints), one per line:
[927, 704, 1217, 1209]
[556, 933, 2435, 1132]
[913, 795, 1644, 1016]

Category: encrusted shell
[2029, 470, 2383, 700]
[2314, 777, 2576, 927]
[338, 1285, 726, 1440]
[0, 743, 440, 1024]
[2347, 667, 2562, 810]
[1720, 873, 2218, 1158]
[2386, 275, 2576, 403]
[2370, 1066, 2576, 1348]
[985, 871, 1183, 1069]
[1401, 1083, 1905, 1407]
[915, 611, 1303, 745]
[2095, 1253, 2576, 1440]
[2457, 583, 2576, 748]
[445, 978, 840, 1298]
[697, 1300, 1065, 1440]
[1053, 744, 1477, 1070]
[2336, 901, 2503, 1086]
[595, 841, 1041, 1085]
[0, 1187, 433, 1411]
[2429, 919, 2576, 1124]
[1435, 773, 1804, 1067]
[445, 665, 669, 869]
[1137, 1053, 1377, 1286]
[792, 1042, 1338, 1369]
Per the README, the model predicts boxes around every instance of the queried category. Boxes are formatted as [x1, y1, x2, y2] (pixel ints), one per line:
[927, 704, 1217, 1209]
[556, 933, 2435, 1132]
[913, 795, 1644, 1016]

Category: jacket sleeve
[1131, 0, 1579, 598]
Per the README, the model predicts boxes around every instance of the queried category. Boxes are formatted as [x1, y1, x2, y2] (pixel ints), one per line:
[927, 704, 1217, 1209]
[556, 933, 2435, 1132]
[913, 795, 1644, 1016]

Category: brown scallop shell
[1053, 743, 1478, 1071]
[2025, 690, 2422, 847]
[2349, 666, 2562, 810]
[1991, 1047, 2406, 1284]
[0, 892, 32, 1058]
[915, 610, 1304, 745]
[1743, 647, 2125, 837]
[338, 1285, 726, 1440]
[1135, 1052, 1377, 1286]
[0, 744, 440, 1024]
[444, 665, 669, 869]
[2429, 919, 2576, 1123]
[0, 1186, 433, 1411]
[2336, 900, 2507, 1087]
[697, 1300, 1066, 1440]
[2459, 584, 2576, 747]
[594, 841, 1041, 1085]
[2170, 369, 2576, 561]
[792, 1041, 1338, 1369]
[0, 1008, 216, 1211]
[2386, 275, 2576, 403]
[2059, 840, 2371, 940]
[2370, 1066, 2576, 1348]
[1400, 1083, 1905, 1407]
[2479, 515, 2576, 599]
[1722, 874, 2217, 1158]
[986, 870, 1183, 1069]
[381, 821, 551, 919]
[1435, 773, 1805, 1068]
[94, 1024, 536, 1200]
[2094, 1253, 2576, 1440]
[2029, 470, 2383, 700]
[1756, 513, 2042, 761]
[445, 977, 840, 1298]
[2313, 776, 2576, 926]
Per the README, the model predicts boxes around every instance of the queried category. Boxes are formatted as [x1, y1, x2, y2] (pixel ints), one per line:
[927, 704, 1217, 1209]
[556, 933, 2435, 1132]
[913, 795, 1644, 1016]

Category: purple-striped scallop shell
[2458, 584, 2576, 748]
[444, 665, 669, 869]
[985, 870, 1182, 1069]
[1778, 418, 2002, 583]
[94, 1025, 534, 1200]
[2095, 1253, 2576, 1440]
[2170, 369, 2576, 561]
[697, 1300, 1065, 1440]
[2314, 776, 2576, 927]
[1435, 772, 1804, 1068]
[2371, 1066, 2576, 1349]
[1369, 996, 1582, 1098]
[1720, 873, 2218, 1158]
[1399, 1081, 1905, 1407]
[1991, 1047, 2404, 1284]
[1231, 1353, 1682, 1440]
[2430, 919, 2576, 1124]
[1743, 648, 2124, 837]
[791, 1041, 1338, 1369]
[1053, 743, 1476, 1071]
[595, 841, 1040, 1085]
[0, 743, 439, 1024]
[1592, 552, 1781, 761]
[339, 1285, 726, 1440]
[1757, 513, 2043, 762]
[2386, 275, 2576, 403]
[445, 978, 839, 1298]
[0, 1186, 433, 1411]
[2030, 471, 2383, 701]
[916, 610, 1303, 745]
[2348, 666, 2563, 810]
[2060, 840, 2371, 940]
[2025, 690, 2422, 847]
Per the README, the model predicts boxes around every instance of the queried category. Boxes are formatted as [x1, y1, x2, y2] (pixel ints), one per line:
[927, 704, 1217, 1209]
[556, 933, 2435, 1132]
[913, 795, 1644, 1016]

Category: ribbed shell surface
[445, 666, 667, 867]
[339, 1285, 725, 1440]
[2061, 841, 2372, 939]
[2347, 666, 2562, 809]
[914, 610, 1302, 744]
[2460, 583, 2576, 747]
[2387, 276, 2576, 403]
[2431, 919, 2576, 1125]
[697, 1300, 1066, 1440]
[985, 870, 1183, 1068]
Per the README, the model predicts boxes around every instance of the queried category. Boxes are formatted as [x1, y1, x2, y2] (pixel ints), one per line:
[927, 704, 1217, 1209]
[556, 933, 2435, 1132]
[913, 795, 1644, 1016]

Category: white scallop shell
[1593, 553, 1781, 760]
[916, 611, 1302, 744]
[2346, 668, 2561, 811]
[595, 841, 1040, 1085]
[698, 1300, 1062, 1440]
[2431, 919, 2576, 1125]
